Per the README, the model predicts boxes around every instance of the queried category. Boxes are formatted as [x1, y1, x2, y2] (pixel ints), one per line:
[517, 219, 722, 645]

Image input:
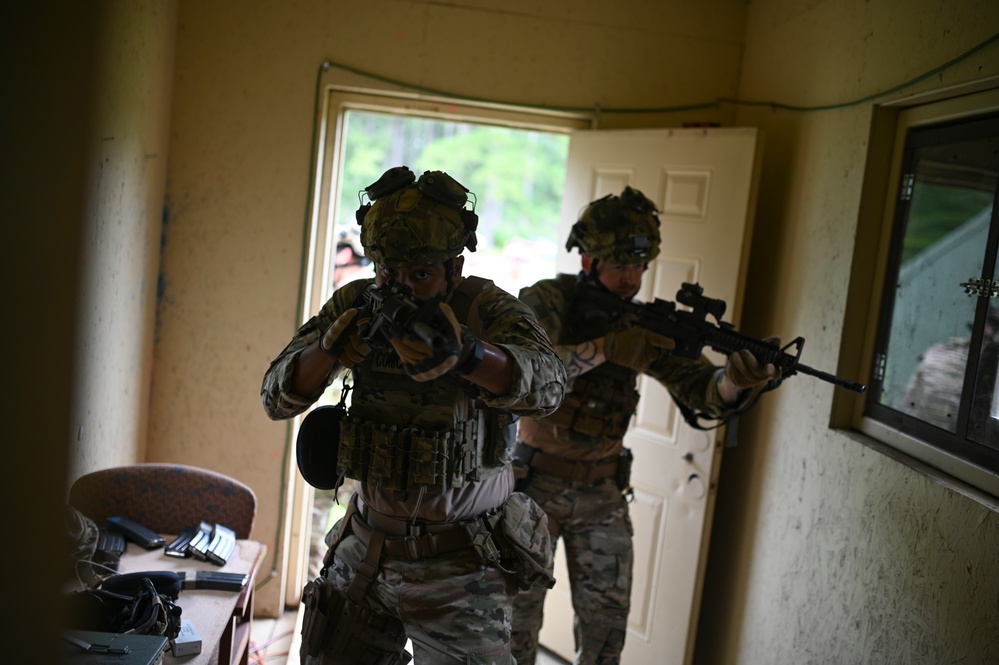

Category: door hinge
[899, 173, 915, 201]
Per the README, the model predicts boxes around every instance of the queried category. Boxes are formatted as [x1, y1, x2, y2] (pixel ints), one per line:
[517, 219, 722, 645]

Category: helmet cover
[566, 186, 661, 263]
[359, 167, 478, 267]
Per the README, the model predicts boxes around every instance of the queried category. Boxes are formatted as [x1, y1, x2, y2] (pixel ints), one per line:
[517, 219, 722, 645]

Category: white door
[539, 127, 762, 665]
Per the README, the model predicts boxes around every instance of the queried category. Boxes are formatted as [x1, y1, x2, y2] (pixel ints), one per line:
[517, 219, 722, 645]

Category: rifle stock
[580, 280, 866, 394]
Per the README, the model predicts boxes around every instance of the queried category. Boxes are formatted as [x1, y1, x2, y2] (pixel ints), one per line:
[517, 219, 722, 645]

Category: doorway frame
[283, 76, 593, 607]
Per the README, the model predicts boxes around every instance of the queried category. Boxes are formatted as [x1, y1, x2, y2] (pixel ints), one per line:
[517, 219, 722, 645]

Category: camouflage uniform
[510, 274, 734, 665]
[510, 186, 747, 665]
[262, 230, 565, 662]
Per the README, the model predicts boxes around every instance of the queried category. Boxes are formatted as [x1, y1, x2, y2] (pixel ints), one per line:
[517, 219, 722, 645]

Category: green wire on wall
[320, 30, 999, 115]
[275, 27, 999, 592]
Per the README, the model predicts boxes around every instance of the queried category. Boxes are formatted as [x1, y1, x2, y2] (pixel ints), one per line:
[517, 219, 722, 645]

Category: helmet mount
[355, 166, 479, 267]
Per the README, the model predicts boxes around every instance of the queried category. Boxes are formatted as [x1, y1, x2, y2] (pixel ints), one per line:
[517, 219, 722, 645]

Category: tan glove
[603, 327, 676, 373]
[389, 302, 476, 382]
[320, 308, 372, 368]
[724, 337, 781, 390]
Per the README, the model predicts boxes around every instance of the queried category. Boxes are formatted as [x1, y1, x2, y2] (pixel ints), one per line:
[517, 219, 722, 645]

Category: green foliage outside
[336, 111, 569, 249]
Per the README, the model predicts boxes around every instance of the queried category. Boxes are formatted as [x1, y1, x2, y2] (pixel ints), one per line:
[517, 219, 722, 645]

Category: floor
[249, 610, 569, 664]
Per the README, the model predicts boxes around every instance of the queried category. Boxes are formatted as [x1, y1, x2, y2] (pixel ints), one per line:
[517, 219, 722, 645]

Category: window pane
[968, 259, 999, 449]
[880, 140, 992, 432]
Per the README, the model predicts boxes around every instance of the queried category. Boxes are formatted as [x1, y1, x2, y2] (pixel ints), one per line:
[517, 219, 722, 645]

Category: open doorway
[289, 87, 591, 595]
[288, 84, 765, 665]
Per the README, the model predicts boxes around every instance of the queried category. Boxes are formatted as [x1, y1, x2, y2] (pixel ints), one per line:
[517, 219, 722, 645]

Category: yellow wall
[20, 0, 997, 661]
[697, 1, 999, 663]
[68, 1, 177, 480]
[154, 0, 750, 617]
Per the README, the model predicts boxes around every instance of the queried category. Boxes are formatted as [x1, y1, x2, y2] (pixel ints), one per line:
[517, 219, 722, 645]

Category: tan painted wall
[9, 3, 175, 663]
[68, 1, 177, 480]
[38, 0, 999, 658]
[696, 1, 999, 663]
[156, 0, 749, 616]
[9, 9, 91, 665]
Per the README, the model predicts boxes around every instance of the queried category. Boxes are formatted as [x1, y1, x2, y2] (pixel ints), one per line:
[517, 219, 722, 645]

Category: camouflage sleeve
[645, 351, 733, 419]
[260, 280, 372, 420]
[472, 281, 566, 417]
[517, 277, 576, 365]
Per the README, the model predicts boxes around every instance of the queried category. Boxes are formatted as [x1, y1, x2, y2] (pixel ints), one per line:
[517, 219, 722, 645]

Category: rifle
[576, 280, 866, 395]
[358, 280, 459, 356]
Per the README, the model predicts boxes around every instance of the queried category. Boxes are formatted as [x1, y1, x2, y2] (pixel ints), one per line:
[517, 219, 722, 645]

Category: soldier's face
[374, 257, 463, 298]
[583, 254, 645, 299]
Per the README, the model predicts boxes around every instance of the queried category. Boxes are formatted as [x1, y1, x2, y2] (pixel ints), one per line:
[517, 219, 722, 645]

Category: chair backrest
[68, 463, 257, 539]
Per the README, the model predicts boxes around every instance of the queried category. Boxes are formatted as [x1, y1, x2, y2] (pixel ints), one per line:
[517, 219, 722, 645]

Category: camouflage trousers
[323, 529, 516, 665]
[510, 472, 633, 665]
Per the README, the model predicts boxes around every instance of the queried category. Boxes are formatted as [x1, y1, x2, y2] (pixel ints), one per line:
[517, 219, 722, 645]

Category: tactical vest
[542, 274, 641, 444]
[336, 277, 517, 493]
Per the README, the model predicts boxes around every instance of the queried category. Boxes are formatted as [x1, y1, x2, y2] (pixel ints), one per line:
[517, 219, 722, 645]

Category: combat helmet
[355, 166, 478, 267]
[565, 186, 661, 263]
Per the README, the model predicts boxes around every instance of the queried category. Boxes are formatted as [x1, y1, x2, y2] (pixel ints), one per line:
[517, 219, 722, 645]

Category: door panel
[540, 128, 761, 665]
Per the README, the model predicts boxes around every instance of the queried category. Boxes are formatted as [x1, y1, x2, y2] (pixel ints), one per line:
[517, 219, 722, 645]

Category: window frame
[834, 81, 999, 502]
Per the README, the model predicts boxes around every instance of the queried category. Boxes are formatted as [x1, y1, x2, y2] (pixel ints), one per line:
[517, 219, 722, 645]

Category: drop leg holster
[300, 497, 411, 665]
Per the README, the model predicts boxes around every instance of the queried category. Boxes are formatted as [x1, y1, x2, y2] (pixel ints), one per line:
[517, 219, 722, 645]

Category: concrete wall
[156, 0, 749, 617]
[696, 1, 999, 663]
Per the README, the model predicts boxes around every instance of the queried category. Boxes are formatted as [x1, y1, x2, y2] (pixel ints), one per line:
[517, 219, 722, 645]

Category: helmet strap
[443, 258, 456, 296]
[586, 257, 601, 283]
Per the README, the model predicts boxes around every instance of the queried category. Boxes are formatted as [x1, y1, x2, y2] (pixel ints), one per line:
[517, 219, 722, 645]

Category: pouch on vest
[300, 575, 411, 665]
[497, 492, 556, 591]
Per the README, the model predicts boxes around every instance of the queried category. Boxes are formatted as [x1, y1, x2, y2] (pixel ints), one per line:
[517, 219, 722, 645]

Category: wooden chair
[68, 463, 257, 539]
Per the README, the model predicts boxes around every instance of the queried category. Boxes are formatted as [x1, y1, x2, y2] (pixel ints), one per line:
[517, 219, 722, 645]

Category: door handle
[686, 472, 706, 499]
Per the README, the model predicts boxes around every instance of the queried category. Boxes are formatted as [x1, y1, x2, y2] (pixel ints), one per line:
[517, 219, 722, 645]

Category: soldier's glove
[389, 302, 481, 382]
[603, 326, 676, 373]
[319, 308, 372, 368]
[724, 337, 781, 390]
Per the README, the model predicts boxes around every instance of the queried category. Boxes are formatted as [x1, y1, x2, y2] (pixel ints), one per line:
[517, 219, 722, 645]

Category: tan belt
[529, 450, 618, 484]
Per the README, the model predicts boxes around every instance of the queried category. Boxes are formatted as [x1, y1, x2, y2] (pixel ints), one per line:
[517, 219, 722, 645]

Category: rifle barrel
[794, 363, 867, 394]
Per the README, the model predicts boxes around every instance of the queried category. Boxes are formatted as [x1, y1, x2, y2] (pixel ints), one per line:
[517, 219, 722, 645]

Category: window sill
[836, 426, 999, 513]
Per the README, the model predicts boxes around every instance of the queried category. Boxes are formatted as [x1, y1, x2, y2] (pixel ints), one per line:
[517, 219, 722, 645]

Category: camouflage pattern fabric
[516, 275, 732, 462]
[564, 187, 661, 264]
[261, 273, 565, 664]
[510, 472, 632, 665]
[511, 273, 731, 664]
[361, 184, 474, 267]
[326, 529, 515, 664]
[261, 277, 564, 423]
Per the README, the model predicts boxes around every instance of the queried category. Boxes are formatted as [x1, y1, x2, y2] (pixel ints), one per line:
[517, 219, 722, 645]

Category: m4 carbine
[578, 280, 866, 395]
[359, 280, 460, 356]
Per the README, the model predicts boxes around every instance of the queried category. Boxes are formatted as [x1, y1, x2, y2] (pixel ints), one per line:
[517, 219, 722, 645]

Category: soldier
[332, 225, 374, 289]
[261, 166, 566, 664]
[510, 186, 779, 665]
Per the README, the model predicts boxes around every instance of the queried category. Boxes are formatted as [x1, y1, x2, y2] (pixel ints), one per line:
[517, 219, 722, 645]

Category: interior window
[865, 111, 999, 476]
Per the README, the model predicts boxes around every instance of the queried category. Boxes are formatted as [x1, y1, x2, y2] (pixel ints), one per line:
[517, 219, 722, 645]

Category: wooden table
[116, 539, 265, 665]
